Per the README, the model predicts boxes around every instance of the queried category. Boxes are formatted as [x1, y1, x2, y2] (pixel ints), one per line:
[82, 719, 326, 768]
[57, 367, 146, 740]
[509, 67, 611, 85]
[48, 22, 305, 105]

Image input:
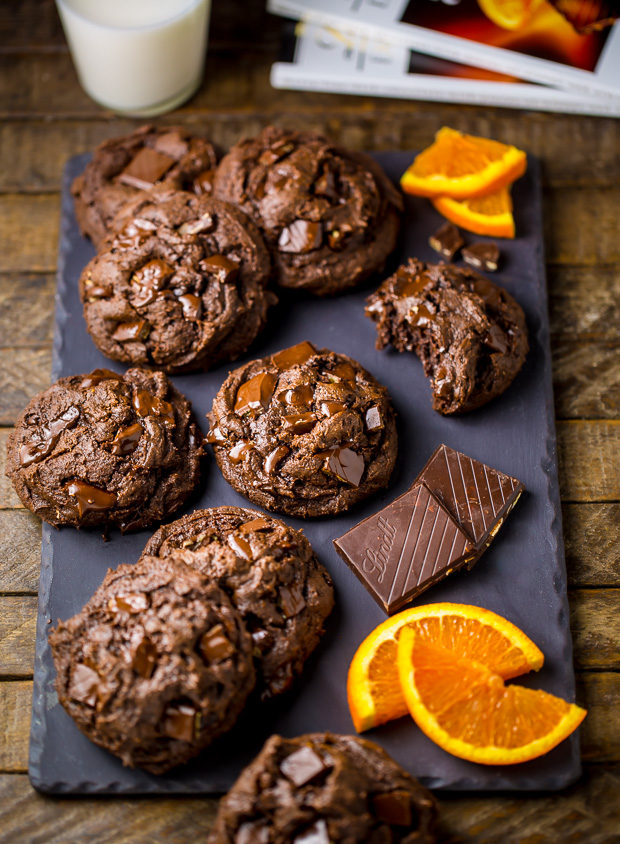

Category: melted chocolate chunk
[330, 361, 356, 382]
[178, 213, 215, 235]
[234, 372, 278, 416]
[131, 636, 158, 679]
[133, 390, 175, 426]
[192, 168, 215, 196]
[429, 222, 463, 260]
[177, 293, 203, 321]
[320, 446, 364, 488]
[229, 441, 254, 463]
[19, 406, 80, 467]
[69, 664, 100, 707]
[236, 822, 270, 844]
[280, 384, 314, 407]
[131, 259, 174, 307]
[371, 791, 413, 826]
[278, 220, 322, 254]
[205, 425, 226, 444]
[320, 401, 347, 417]
[228, 532, 253, 560]
[67, 481, 117, 517]
[162, 702, 198, 742]
[283, 413, 317, 434]
[280, 745, 329, 786]
[110, 422, 143, 456]
[239, 518, 270, 532]
[201, 254, 240, 283]
[108, 593, 149, 614]
[83, 282, 112, 301]
[264, 445, 289, 474]
[279, 584, 306, 618]
[200, 624, 235, 663]
[80, 368, 123, 389]
[272, 341, 317, 369]
[114, 217, 158, 249]
[462, 241, 500, 272]
[112, 320, 149, 342]
[117, 147, 175, 191]
[364, 406, 382, 432]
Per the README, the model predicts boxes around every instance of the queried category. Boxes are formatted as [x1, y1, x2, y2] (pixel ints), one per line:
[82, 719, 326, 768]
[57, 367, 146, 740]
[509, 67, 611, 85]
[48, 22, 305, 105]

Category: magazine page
[268, 0, 620, 100]
[271, 20, 620, 115]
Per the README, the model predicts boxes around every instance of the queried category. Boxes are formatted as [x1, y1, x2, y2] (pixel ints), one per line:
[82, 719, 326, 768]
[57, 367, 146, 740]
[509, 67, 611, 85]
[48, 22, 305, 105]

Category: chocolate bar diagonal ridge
[441, 518, 463, 578]
[470, 454, 491, 533]
[388, 485, 427, 605]
[484, 460, 506, 511]
[429, 511, 451, 580]
[455, 450, 479, 534]
[411, 491, 441, 588]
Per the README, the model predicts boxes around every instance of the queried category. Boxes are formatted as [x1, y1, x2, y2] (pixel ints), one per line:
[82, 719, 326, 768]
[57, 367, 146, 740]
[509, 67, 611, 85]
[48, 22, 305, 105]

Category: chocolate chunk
[131, 636, 157, 679]
[79, 368, 123, 389]
[236, 822, 270, 844]
[133, 390, 175, 426]
[112, 320, 149, 342]
[272, 341, 316, 369]
[67, 481, 117, 517]
[279, 384, 314, 407]
[205, 425, 226, 444]
[278, 220, 322, 254]
[372, 790, 413, 826]
[320, 446, 364, 488]
[279, 584, 306, 618]
[199, 624, 235, 663]
[239, 518, 270, 532]
[177, 293, 203, 321]
[283, 413, 317, 434]
[234, 372, 278, 416]
[293, 820, 330, 844]
[83, 282, 112, 301]
[108, 593, 149, 614]
[364, 406, 382, 432]
[334, 482, 475, 614]
[114, 217, 158, 249]
[178, 213, 215, 235]
[264, 445, 289, 474]
[117, 147, 175, 191]
[280, 745, 328, 786]
[110, 422, 143, 456]
[416, 444, 524, 560]
[462, 242, 500, 272]
[19, 406, 80, 467]
[320, 401, 347, 417]
[331, 361, 356, 382]
[229, 441, 254, 464]
[192, 168, 215, 196]
[228, 532, 253, 560]
[200, 253, 240, 283]
[429, 222, 463, 260]
[131, 258, 174, 307]
[162, 702, 198, 742]
[69, 663, 100, 707]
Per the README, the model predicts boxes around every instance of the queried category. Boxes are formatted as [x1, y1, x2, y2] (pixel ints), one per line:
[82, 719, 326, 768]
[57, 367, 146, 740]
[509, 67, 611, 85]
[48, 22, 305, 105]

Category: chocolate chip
[235, 821, 270, 844]
[200, 254, 240, 283]
[69, 663, 100, 707]
[462, 241, 500, 272]
[228, 441, 254, 464]
[278, 220, 322, 254]
[67, 481, 117, 516]
[280, 745, 328, 786]
[199, 624, 235, 663]
[205, 425, 226, 444]
[114, 217, 158, 248]
[19, 406, 80, 467]
[279, 384, 314, 407]
[330, 361, 356, 382]
[84, 282, 112, 301]
[319, 401, 347, 418]
[110, 422, 143, 456]
[117, 147, 175, 191]
[371, 790, 413, 826]
[234, 372, 277, 416]
[429, 222, 464, 260]
[131, 259, 174, 307]
[272, 341, 316, 369]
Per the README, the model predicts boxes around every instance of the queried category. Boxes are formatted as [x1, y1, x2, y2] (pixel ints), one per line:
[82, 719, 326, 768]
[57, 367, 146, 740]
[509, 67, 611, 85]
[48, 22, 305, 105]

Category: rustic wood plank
[0, 348, 52, 427]
[548, 267, 620, 340]
[579, 673, 620, 763]
[0, 196, 59, 273]
[0, 510, 41, 593]
[0, 597, 37, 676]
[557, 421, 620, 502]
[0, 430, 23, 510]
[0, 275, 55, 345]
[570, 590, 620, 671]
[563, 504, 620, 588]
[552, 340, 620, 420]
[0, 681, 31, 772]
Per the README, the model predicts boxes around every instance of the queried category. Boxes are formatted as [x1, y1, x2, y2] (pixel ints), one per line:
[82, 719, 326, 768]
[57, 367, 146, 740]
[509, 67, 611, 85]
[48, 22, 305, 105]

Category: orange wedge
[397, 626, 586, 764]
[477, 0, 546, 30]
[432, 188, 516, 238]
[401, 127, 527, 200]
[347, 603, 544, 734]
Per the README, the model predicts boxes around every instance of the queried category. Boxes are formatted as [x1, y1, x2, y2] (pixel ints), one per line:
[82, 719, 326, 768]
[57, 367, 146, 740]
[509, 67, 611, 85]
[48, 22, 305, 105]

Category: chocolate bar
[333, 445, 524, 614]
[462, 242, 500, 272]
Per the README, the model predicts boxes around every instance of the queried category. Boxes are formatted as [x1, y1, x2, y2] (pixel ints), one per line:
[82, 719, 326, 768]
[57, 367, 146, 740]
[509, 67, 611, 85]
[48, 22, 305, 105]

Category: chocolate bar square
[333, 482, 475, 614]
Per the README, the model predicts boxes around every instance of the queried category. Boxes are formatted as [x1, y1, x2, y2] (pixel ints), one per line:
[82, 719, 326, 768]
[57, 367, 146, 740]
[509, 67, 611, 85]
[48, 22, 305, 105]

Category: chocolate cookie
[72, 125, 218, 247]
[142, 506, 335, 698]
[207, 732, 438, 843]
[5, 367, 204, 531]
[366, 259, 529, 414]
[206, 342, 398, 517]
[50, 554, 255, 774]
[213, 126, 403, 296]
[79, 193, 275, 373]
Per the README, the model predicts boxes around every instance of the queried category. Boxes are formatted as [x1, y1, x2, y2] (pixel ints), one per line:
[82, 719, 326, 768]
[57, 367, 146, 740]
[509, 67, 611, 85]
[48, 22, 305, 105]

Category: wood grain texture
[563, 504, 620, 588]
[570, 590, 620, 671]
[552, 341, 620, 420]
[548, 267, 620, 340]
[0, 275, 55, 346]
[0, 196, 59, 273]
[0, 430, 23, 510]
[0, 510, 41, 593]
[0, 348, 52, 427]
[0, 598, 37, 677]
[557, 421, 620, 502]
[579, 673, 620, 763]
[0, 681, 31, 772]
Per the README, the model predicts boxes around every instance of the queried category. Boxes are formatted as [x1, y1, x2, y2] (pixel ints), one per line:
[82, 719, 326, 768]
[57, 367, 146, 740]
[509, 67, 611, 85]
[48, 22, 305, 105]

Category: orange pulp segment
[432, 188, 516, 238]
[477, 0, 546, 30]
[397, 627, 586, 765]
[400, 127, 527, 200]
[347, 602, 544, 734]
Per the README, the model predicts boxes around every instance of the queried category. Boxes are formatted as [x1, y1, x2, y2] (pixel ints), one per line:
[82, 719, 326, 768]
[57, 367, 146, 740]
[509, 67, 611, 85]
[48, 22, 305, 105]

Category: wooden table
[1, 1, 619, 840]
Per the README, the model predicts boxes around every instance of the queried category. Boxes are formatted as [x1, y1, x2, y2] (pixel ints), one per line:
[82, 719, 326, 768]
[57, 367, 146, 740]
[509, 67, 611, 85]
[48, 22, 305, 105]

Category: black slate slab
[28, 151, 581, 794]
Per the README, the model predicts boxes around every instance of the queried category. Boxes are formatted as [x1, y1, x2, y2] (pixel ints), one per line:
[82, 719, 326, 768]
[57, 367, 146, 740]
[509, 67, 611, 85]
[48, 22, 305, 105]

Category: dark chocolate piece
[117, 147, 176, 191]
[429, 222, 463, 260]
[333, 482, 475, 613]
[280, 746, 328, 786]
[462, 242, 500, 272]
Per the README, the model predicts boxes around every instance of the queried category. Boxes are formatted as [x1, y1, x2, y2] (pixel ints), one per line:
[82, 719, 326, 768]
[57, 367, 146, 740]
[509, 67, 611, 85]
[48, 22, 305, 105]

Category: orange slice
[477, 0, 546, 30]
[401, 127, 527, 200]
[432, 188, 516, 238]
[397, 626, 586, 764]
[347, 603, 544, 734]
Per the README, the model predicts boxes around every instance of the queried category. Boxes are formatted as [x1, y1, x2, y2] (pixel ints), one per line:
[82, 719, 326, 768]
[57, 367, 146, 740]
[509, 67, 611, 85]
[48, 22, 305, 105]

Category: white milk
[56, 0, 211, 115]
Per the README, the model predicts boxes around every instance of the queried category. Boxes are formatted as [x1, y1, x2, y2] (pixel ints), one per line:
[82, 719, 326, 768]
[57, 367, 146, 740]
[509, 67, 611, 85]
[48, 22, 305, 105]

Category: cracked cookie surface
[142, 506, 335, 699]
[213, 126, 403, 296]
[206, 342, 398, 517]
[5, 367, 204, 531]
[50, 554, 255, 774]
[366, 259, 528, 414]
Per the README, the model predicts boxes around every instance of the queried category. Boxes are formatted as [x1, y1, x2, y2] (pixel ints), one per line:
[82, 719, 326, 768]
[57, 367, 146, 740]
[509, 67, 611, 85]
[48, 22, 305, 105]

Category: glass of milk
[55, 0, 211, 116]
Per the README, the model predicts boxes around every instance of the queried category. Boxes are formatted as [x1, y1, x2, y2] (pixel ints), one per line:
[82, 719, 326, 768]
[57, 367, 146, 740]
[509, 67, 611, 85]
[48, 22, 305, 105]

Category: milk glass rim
[55, 0, 207, 33]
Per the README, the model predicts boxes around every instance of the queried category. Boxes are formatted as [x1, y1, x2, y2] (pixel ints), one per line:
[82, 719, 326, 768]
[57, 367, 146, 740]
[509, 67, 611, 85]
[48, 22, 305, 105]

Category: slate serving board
[29, 151, 581, 795]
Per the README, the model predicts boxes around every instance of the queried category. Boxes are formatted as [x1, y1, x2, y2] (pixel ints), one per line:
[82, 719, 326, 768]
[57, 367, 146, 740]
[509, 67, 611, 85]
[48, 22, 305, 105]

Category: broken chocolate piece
[278, 220, 322, 254]
[162, 702, 198, 742]
[131, 636, 157, 678]
[117, 147, 175, 191]
[320, 446, 364, 488]
[66, 481, 117, 517]
[371, 791, 413, 826]
[108, 593, 148, 614]
[280, 745, 328, 786]
[333, 482, 475, 614]
[200, 254, 240, 283]
[69, 664, 100, 707]
[234, 372, 278, 416]
[279, 584, 306, 618]
[429, 222, 463, 260]
[272, 341, 317, 369]
[462, 242, 500, 272]
[110, 422, 143, 456]
[112, 320, 149, 342]
[199, 624, 235, 663]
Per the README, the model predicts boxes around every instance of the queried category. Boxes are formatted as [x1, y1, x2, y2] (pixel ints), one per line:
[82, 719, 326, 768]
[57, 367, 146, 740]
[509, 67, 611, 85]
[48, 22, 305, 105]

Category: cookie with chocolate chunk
[5, 367, 204, 531]
[79, 193, 275, 373]
[213, 126, 403, 296]
[50, 554, 255, 774]
[142, 506, 334, 698]
[206, 342, 397, 517]
[72, 125, 218, 247]
[366, 259, 528, 414]
[208, 732, 438, 843]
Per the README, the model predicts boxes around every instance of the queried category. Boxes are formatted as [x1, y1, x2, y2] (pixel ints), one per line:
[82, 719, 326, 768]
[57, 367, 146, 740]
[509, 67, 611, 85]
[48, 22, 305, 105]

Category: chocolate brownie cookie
[79, 192, 275, 373]
[366, 259, 529, 414]
[5, 367, 204, 531]
[142, 506, 335, 698]
[213, 126, 403, 296]
[206, 342, 398, 517]
[208, 732, 438, 843]
[72, 125, 218, 247]
[50, 554, 255, 774]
